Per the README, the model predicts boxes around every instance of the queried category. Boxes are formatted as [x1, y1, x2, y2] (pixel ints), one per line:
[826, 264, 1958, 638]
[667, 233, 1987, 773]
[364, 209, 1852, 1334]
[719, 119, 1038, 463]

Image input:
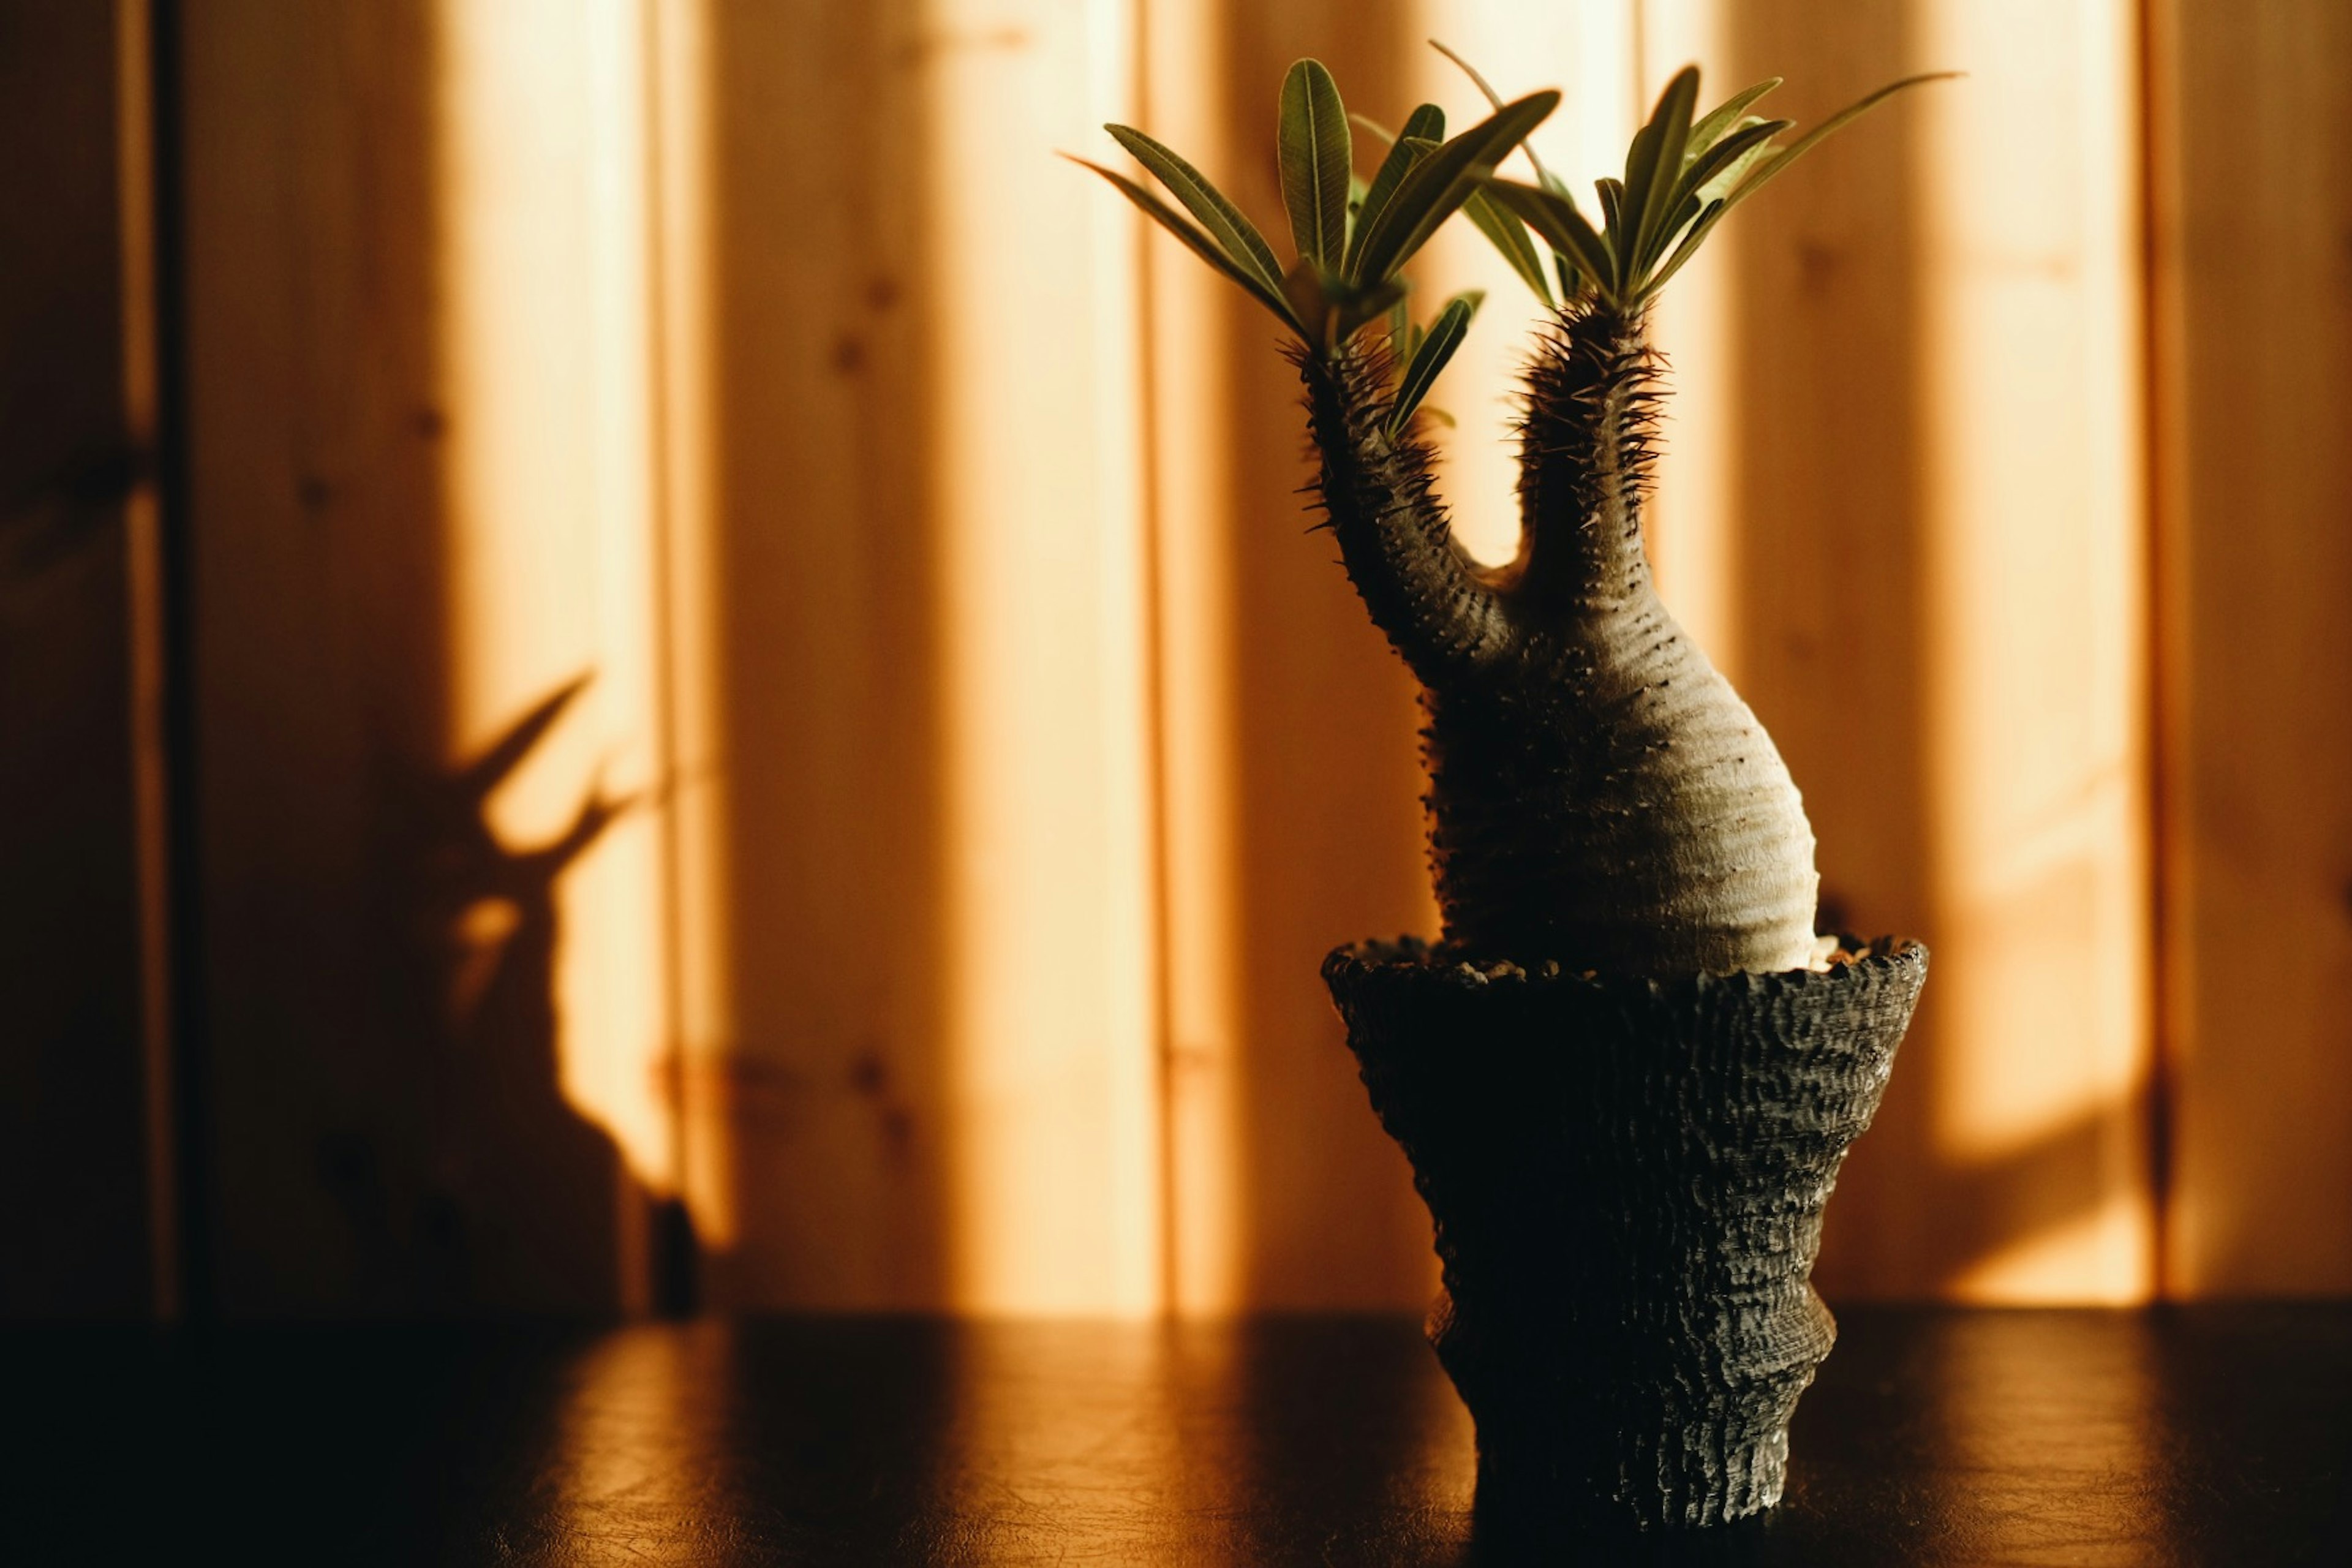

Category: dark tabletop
[13, 1305, 2350, 1564]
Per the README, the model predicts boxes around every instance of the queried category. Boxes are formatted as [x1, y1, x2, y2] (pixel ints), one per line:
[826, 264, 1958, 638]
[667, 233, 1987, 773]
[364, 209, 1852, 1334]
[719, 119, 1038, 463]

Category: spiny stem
[1515, 304, 1664, 613]
[1297, 341, 1519, 687]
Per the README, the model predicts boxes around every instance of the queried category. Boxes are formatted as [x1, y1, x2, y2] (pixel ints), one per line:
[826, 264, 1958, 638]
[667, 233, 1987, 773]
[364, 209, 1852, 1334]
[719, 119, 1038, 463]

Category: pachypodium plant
[1080, 50, 1943, 979]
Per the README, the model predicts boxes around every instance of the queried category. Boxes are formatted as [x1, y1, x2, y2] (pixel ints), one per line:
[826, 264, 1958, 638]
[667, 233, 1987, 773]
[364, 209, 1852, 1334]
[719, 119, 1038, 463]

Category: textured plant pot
[1324, 936, 1928, 1531]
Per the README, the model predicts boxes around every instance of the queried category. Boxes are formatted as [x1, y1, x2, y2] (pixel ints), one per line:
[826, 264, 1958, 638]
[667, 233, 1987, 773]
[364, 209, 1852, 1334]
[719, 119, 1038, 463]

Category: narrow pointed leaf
[1354, 89, 1560, 284]
[1278, 59, 1352, 271]
[1462, 187, 1553, 305]
[1630, 72, 1951, 305]
[1637, 197, 1727, 301]
[1618, 121, 1662, 262]
[1596, 176, 1627, 276]
[1640, 189, 1705, 273]
[1711, 72, 1957, 221]
[1675, 117, 1792, 208]
[1428, 39, 1561, 191]
[1068, 155, 1300, 328]
[1687, 77, 1783, 157]
[1345, 111, 1442, 275]
[1104, 124, 1286, 293]
[1386, 290, 1483, 434]
[1485, 178, 1616, 301]
[1627, 66, 1701, 278]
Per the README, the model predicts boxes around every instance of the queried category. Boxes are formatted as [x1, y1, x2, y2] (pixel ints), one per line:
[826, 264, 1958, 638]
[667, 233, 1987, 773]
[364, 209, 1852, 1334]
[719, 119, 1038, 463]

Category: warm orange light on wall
[1910, 0, 2150, 1303]
[434, 0, 677, 1305]
[404, 0, 2169, 1314]
[923, 0, 1163, 1316]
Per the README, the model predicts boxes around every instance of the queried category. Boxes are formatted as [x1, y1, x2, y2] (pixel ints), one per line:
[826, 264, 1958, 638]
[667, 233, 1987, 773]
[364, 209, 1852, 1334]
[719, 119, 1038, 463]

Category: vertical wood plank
[1142, 0, 1249, 1316]
[0, 0, 161, 1318]
[926, 0, 1160, 1314]
[182, 0, 641, 1311]
[2154, 0, 2352, 1295]
[683, 0, 1159, 1311]
[432, 0, 673, 1313]
[1904, 0, 2150, 1302]
[1694, 0, 2152, 1300]
[682, 0, 955, 1310]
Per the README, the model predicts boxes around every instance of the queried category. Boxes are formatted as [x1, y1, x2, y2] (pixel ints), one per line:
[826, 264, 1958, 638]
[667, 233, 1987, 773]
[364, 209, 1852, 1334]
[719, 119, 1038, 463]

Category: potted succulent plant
[1080, 52, 1940, 1531]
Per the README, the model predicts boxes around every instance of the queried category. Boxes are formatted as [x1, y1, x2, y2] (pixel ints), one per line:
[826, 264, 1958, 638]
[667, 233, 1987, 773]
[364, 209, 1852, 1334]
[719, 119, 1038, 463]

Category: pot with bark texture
[1327, 937, 1925, 1529]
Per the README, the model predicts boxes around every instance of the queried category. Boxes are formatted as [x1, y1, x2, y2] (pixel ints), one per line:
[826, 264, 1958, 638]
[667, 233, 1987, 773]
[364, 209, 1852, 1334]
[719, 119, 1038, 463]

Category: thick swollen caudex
[1305, 304, 1819, 977]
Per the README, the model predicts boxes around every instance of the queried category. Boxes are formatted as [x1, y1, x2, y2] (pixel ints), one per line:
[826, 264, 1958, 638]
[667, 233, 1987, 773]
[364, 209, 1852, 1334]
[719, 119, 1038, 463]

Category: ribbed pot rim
[1325, 933, 1926, 1008]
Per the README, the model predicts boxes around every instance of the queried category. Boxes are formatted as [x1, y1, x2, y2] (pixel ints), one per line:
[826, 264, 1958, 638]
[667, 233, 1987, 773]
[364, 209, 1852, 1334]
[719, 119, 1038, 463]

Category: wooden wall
[0, 0, 166, 1318]
[9, 0, 2349, 1315]
[1706, 0, 2154, 1302]
[2153, 0, 2352, 1296]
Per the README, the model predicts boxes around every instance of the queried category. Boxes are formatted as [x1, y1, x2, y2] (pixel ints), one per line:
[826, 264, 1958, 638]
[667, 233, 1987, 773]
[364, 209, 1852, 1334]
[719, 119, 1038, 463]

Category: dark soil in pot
[1324, 936, 1928, 1532]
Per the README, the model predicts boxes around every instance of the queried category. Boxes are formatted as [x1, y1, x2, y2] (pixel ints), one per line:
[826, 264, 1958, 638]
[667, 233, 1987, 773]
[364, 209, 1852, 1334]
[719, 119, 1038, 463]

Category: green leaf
[1624, 66, 1700, 281]
[1278, 59, 1352, 272]
[1640, 189, 1704, 274]
[1427, 39, 1561, 192]
[1485, 178, 1615, 302]
[1103, 124, 1286, 295]
[1596, 176, 1627, 281]
[1629, 72, 1954, 305]
[1352, 89, 1560, 285]
[1068, 154, 1300, 330]
[1638, 197, 1727, 301]
[1708, 72, 1958, 224]
[1461, 187, 1553, 306]
[1344, 110, 1442, 276]
[1675, 117, 1792, 209]
[1386, 290, 1483, 435]
[1687, 77, 1783, 158]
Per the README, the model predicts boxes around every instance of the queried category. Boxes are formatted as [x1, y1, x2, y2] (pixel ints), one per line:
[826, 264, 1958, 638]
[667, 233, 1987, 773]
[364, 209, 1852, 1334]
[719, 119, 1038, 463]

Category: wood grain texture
[0, 0, 160, 1317]
[2153, 0, 2352, 1295]
[682, 0, 1160, 1311]
[179, 0, 640, 1312]
[1704, 0, 2152, 1301]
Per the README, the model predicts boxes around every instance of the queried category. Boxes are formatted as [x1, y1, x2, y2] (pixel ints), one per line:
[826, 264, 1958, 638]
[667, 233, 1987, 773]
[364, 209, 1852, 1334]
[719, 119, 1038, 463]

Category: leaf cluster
[1443, 48, 1953, 312]
[1071, 50, 1948, 434]
[1072, 59, 1556, 432]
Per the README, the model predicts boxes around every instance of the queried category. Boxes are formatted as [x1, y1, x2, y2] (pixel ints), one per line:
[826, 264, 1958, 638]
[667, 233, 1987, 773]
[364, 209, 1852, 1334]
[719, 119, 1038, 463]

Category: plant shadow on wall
[319, 674, 676, 1311]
